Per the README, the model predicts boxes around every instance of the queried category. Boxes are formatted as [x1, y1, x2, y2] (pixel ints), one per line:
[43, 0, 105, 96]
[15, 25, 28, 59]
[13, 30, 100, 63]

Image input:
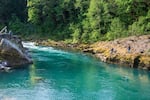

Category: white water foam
[22, 42, 38, 49]
[22, 42, 72, 56]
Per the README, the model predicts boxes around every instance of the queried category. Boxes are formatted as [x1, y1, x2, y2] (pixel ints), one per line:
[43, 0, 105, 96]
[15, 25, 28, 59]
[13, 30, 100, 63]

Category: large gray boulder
[0, 34, 32, 67]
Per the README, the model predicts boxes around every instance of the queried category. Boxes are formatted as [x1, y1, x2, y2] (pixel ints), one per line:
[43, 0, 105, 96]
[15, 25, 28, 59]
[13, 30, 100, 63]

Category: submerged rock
[34, 77, 45, 82]
[0, 34, 32, 68]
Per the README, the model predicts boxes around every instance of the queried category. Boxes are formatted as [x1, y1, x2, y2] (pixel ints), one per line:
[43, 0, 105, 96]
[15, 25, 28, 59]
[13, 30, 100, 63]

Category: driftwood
[0, 26, 8, 34]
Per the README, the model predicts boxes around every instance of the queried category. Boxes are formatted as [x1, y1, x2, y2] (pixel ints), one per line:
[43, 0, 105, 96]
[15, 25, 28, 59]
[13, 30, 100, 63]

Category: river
[0, 42, 150, 100]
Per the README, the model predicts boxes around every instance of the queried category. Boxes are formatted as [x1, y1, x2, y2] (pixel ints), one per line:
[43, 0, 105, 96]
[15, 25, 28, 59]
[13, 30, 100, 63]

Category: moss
[140, 56, 150, 65]
[93, 47, 107, 54]
[123, 55, 133, 61]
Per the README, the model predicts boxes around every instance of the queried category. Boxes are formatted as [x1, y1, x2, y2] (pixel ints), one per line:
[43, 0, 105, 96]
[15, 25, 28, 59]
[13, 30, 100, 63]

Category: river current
[0, 42, 150, 100]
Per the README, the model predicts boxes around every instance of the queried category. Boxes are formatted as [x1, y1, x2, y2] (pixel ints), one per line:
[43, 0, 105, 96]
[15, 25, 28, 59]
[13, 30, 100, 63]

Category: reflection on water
[0, 42, 149, 100]
[104, 63, 150, 84]
[29, 64, 36, 85]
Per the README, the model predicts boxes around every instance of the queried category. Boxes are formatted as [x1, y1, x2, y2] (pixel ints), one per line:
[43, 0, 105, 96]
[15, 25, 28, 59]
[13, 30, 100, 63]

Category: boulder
[0, 34, 32, 67]
[86, 35, 150, 70]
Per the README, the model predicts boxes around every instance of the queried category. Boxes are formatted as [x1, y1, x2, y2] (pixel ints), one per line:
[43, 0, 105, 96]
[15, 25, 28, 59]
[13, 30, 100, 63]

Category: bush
[106, 18, 127, 40]
[128, 10, 150, 35]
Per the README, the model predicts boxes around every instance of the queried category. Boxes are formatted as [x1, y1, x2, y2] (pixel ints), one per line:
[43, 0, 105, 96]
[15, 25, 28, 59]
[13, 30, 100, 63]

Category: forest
[0, 0, 150, 43]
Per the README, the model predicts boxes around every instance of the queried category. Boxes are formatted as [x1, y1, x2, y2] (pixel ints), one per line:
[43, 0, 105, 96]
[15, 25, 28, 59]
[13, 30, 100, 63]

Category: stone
[0, 34, 32, 67]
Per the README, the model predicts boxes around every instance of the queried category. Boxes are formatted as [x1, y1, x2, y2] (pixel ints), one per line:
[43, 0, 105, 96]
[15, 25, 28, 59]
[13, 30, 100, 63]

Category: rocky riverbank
[86, 35, 150, 70]
[35, 35, 150, 70]
[0, 33, 33, 70]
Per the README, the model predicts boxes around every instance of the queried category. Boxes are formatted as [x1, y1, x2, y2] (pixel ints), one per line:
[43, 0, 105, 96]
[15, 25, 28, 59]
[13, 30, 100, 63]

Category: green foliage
[0, 0, 27, 24]
[69, 23, 81, 43]
[129, 10, 150, 35]
[9, 16, 25, 34]
[0, 0, 150, 42]
[8, 15, 37, 37]
[128, 17, 146, 35]
[81, 33, 89, 43]
[107, 18, 127, 40]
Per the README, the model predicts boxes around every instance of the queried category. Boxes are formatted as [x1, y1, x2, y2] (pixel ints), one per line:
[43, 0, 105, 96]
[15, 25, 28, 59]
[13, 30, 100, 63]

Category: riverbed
[0, 42, 150, 100]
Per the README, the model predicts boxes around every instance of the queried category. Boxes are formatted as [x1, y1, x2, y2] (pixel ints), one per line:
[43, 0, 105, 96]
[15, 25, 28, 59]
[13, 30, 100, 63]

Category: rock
[0, 34, 32, 67]
[132, 56, 140, 68]
[95, 53, 108, 62]
[83, 48, 95, 54]
[89, 35, 150, 70]
[34, 77, 45, 83]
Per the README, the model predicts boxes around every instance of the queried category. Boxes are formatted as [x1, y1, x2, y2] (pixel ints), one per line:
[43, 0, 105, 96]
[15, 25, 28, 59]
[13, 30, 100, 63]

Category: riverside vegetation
[0, 0, 150, 69]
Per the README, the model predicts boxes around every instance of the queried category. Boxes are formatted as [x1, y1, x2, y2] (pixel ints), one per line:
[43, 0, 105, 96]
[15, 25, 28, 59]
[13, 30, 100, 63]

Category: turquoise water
[0, 42, 150, 100]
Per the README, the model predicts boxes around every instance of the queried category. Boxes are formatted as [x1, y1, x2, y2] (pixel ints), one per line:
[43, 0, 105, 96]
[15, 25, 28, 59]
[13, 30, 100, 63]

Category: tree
[0, 0, 27, 25]
[107, 18, 126, 40]
[1, 0, 149, 42]
[129, 10, 150, 35]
